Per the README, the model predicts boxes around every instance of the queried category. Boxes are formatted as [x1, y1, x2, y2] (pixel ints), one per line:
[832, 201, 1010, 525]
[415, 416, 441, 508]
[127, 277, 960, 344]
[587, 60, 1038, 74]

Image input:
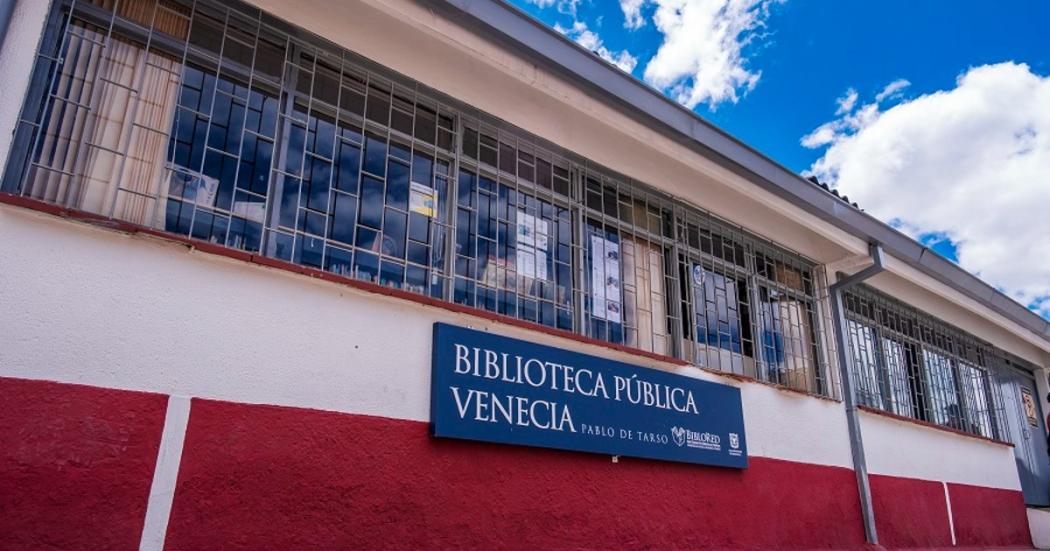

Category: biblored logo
[669, 426, 721, 451]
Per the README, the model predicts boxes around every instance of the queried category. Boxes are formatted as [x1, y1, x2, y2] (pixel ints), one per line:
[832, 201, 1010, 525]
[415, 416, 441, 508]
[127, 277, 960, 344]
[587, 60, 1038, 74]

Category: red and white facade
[1, 0, 1048, 549]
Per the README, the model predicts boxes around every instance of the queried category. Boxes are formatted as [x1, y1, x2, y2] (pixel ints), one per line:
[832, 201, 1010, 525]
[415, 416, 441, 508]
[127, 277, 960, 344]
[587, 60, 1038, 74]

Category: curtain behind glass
[26, 1, 186, 227]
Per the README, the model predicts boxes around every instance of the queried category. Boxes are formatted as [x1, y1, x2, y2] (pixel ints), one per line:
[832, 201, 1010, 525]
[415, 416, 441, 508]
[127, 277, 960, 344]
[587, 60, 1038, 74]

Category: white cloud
[803, 63, 1050, 317]
[800, 124, 836, 149]
[620, 0, 647, 29]
[642, 0, 776, 109]
[556, 21, 639, 73]
[524, 0, 582, 17]
[835, 88, 858, 115]
[875, 78, 910, 103]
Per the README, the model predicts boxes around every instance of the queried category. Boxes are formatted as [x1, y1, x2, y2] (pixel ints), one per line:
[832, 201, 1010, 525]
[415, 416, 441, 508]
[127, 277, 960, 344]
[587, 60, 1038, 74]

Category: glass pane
[363, 133, 386, 177]
[847, 320, 883, 408]
[330, 192, 357, 245]
[923, 349, 960, 428]
[386, 159, 409, 211]
[882, 338, 914, 416]
[335, 141, 360, 194]
[359, 176, 383, 229]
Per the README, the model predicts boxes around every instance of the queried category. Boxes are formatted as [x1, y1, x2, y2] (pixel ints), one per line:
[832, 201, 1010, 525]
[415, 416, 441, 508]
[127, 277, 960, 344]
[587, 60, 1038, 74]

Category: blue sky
[509, 0, 1050, 319]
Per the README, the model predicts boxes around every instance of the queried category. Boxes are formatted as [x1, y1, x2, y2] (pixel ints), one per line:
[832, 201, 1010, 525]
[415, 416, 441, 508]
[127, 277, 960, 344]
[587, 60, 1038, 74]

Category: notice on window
[590, 234, 622, 324]
[516, 211, 549, 251]
[409, 181, 438, 218]
[1022, 387, 1039, 427]
[516, 211, 549, 280]
[517, 249, 547, 280]
[195, 175, 220, 208]
[232, 200, 266, 223]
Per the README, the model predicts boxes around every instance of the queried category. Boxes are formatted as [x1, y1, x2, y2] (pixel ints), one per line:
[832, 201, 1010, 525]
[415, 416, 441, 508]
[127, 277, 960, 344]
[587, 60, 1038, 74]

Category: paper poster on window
[590, 234, 622, 324]
[1022, 387, 1039, 427]
[195, 175, 219, 208]
[409, 181, 437, 218]
[232, 200, 266, 223]
[516, 248, 548, 280]
[516, 211, 549, 252]
[516, 210, 549, 280]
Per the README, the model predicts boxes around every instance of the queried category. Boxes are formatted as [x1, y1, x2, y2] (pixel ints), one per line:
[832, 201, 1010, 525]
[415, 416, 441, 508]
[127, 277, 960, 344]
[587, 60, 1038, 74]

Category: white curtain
[26, 0, 186, 228]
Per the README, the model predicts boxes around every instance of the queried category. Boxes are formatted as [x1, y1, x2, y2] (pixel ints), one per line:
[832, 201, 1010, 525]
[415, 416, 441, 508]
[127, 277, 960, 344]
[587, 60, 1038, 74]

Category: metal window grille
[4, 0, 833, 397]
[843, 285, 1013, 439]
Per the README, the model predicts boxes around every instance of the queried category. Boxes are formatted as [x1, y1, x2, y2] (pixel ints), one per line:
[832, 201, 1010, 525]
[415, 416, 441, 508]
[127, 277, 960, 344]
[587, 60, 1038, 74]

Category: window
[581, 172, 672, 355]
[678, 222, 753, 376]
[166, 54, 281, 252]
[5, 0, 833, 397]
[923, 347, 961, 428]
[6, 0, 458, 299]
[754, 255, 821, 392]
[846, 319, 884, 408]
[958, 361, 994, 437]
[690, 266, 748, 357]
[266, 56, 453, 296]
[454, 125, 573, 330]
[843, 285, 1008, 438]
[20, 0, 191, 227]
[880, 338, 915, 417]
[674, 216, 826, 394]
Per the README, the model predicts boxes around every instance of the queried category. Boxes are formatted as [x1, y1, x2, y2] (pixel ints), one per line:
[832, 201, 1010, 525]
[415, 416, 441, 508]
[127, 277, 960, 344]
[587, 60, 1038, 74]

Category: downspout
[0, 0, 15, 58]
[829, 242, 885, 545]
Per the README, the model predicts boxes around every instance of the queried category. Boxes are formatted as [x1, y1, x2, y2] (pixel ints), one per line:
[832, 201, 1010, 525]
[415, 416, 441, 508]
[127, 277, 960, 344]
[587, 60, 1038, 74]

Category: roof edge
[437, 0, 1050, 348]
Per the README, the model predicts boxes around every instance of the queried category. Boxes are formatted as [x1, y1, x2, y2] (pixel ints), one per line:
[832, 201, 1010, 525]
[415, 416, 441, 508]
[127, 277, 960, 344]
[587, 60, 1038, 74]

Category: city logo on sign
[729, 433, 740, 450]
[671, 426, 687, 447]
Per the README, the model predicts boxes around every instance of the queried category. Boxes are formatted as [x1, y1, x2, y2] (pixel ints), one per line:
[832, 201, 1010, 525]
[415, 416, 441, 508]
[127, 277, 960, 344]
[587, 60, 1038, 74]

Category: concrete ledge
[1028, 507, 1050, 549]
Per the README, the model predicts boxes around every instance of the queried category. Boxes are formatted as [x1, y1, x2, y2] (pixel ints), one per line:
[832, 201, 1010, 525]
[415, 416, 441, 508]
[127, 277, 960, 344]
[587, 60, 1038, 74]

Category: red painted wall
[869, 474, 952, 548]
[949, 482, 1032, 548]
[166, 398, 867, 550]
[0, 377, 168, 550]
[0, 377, 1033, 550]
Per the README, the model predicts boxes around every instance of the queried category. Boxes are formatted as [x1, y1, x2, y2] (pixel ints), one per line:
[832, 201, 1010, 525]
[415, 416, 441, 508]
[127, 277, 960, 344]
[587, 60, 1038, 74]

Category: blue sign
[430, 323, 748, 468]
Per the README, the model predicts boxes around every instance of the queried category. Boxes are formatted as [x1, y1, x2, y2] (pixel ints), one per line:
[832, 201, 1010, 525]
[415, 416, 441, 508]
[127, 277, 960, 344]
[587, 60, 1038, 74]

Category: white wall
[0, 202, 857, 470]
[0, 201, 1026, 490]
[862, 409, 1021, 490]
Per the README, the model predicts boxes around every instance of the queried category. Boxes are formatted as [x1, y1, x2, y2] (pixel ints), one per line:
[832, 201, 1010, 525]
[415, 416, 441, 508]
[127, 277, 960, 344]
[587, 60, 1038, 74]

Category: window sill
[857, 404, 1013, 447]
[0, 191, 839, 406]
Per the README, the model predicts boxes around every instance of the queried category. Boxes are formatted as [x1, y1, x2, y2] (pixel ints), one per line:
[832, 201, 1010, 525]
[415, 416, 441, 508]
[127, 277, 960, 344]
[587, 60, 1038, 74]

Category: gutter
[829, 243, 886, 545]
[436, 0, 1050, 352]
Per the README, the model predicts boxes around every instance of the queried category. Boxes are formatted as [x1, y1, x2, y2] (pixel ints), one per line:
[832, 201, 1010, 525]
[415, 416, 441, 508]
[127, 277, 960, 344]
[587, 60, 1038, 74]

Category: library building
[3, 0, 1050, 549]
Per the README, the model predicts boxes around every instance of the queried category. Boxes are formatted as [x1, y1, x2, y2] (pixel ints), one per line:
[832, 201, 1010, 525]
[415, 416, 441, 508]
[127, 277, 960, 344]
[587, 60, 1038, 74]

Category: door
[1001, 370, 1050, 506]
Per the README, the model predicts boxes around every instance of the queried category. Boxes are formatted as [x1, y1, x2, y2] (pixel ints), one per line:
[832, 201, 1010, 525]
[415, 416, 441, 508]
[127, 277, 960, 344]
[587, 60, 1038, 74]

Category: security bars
[6, 0, 843, 398]
[844, 285, 1014, 439]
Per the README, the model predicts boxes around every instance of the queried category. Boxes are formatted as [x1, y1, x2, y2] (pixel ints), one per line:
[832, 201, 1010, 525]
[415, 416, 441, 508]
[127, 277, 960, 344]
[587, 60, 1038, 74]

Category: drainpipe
[0, 0, 15, 57]
[829, 242, 885, 545]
